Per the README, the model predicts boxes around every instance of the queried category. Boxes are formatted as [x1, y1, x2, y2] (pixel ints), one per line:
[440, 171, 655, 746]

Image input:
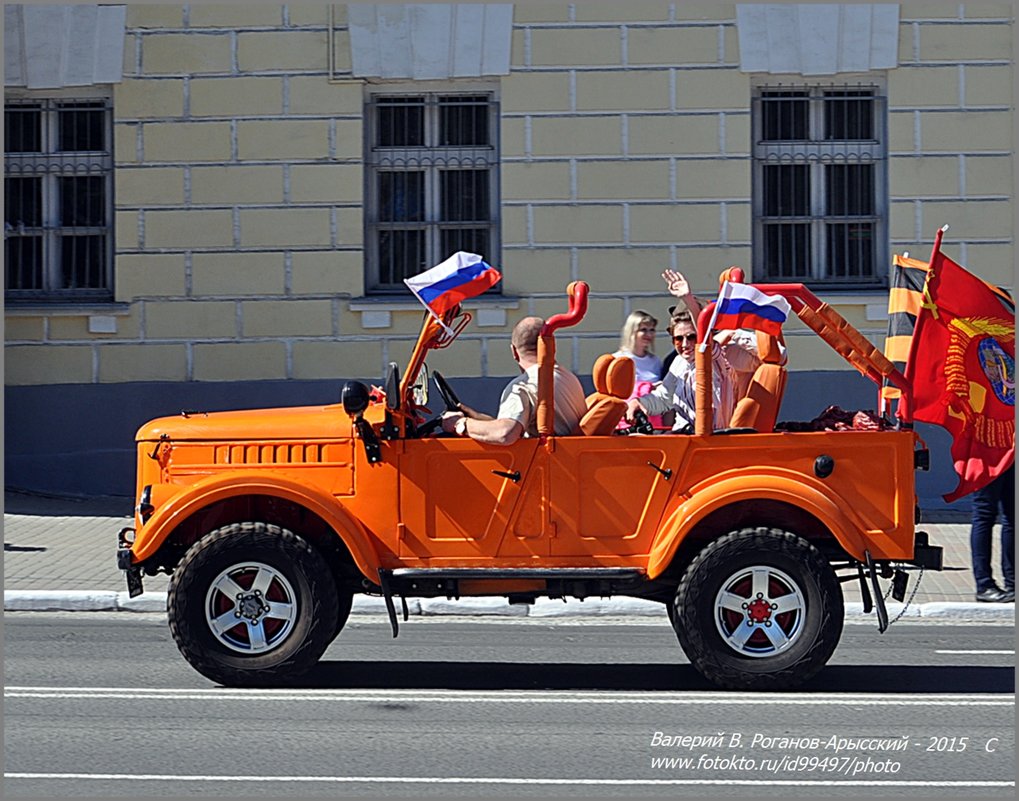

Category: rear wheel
[332, 590, 354, 642]
[673, 527, 843, 690]
[168, 522, 338, 686]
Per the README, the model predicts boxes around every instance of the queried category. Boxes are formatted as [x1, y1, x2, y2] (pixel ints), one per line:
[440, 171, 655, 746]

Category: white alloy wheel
[204, 561, 298, 654]
[713, 565, 806, 658]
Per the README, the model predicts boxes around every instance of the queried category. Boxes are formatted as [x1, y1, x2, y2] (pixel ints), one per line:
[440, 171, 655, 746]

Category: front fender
[646, 471, 868, 579]
[131, 473, 381, 581]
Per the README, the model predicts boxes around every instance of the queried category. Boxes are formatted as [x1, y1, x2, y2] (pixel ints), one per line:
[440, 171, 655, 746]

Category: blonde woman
[614, 310, 664, 382]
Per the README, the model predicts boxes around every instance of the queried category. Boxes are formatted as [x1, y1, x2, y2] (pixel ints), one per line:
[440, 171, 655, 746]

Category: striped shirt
[638, 331, 761, 430]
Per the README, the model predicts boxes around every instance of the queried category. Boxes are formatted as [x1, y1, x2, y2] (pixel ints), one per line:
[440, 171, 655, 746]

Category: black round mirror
[341, 381, 370, 416]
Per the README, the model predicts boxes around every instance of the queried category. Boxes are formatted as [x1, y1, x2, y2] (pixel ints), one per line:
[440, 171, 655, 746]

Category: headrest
[718, 266, 746, 288]
[591, 353, 614, 394]
[756, 330, 785, 365]
[604, 356, 635, 399]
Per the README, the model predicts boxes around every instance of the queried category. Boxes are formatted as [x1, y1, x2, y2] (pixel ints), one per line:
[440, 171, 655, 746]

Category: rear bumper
[910, 530, 943, 570]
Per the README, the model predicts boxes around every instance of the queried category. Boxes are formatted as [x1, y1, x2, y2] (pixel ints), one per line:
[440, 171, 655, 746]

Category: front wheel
[168, 522, 338, 686]
[673, 527, 843, 690]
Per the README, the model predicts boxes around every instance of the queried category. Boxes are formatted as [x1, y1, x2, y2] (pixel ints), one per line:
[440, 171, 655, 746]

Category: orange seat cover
[729, 331, 787, 432]
[579, 355, 635, 436]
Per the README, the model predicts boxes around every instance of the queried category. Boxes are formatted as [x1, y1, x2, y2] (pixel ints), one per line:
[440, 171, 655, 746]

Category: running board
[375, 567, 647, 638]
[391, 567, 646, 580]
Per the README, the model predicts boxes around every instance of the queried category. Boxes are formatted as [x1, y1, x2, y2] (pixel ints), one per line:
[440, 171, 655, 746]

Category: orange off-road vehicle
[117, 277, 942, 690]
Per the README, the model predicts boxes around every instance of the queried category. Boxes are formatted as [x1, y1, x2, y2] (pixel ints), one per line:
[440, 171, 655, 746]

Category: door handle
[492, 469, 521, 483]
[646, 461, 672, 481]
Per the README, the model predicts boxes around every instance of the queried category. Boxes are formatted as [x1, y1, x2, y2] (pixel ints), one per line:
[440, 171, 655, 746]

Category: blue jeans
[970, 465, 1015, 592]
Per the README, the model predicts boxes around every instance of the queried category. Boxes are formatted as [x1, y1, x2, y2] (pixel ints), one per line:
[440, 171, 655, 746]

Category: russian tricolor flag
[707, 281, 792, 339]
[405, 252, 501, 326]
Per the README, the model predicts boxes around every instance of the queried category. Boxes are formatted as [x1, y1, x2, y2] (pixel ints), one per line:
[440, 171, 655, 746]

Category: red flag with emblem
[905, 228, 1015, 502]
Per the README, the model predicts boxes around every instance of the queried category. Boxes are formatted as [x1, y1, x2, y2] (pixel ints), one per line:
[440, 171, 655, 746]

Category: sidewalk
[3, 490, 1014, 621]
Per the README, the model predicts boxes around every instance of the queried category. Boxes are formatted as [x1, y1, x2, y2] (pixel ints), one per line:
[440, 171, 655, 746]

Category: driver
[440, 316, 586, 445]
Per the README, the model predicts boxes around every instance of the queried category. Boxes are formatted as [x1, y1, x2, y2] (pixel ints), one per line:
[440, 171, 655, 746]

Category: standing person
[970, 464, 1015, 602]
[614, 310, 664, 382]
[440, 316, 586, 445]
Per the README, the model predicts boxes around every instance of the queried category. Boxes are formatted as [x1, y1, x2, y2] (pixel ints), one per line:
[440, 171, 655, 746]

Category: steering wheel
[415, 371, 462, 437]
[432, 370, 462, 412]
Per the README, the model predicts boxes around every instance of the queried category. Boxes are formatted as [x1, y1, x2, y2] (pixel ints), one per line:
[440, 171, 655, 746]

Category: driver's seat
[578, 354, 634, 436]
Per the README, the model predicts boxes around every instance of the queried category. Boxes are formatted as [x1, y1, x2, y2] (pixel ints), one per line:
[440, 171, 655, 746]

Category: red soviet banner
[905, 228, 1015, 502]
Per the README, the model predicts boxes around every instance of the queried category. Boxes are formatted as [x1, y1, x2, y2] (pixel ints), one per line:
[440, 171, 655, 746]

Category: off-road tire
[673, 527, 843, 690]
[332, 590, 354, 642]
[168, 522, 338, 686]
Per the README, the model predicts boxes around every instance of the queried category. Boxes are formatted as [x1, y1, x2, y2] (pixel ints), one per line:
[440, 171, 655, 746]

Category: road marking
[935, 649, 1014, 655]
[3, 773, 1014, 788]
[4, 686, 1014, 706]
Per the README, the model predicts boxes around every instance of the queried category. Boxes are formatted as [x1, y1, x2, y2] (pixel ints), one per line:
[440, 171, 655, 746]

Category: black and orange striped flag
[881, 254, 929, 400]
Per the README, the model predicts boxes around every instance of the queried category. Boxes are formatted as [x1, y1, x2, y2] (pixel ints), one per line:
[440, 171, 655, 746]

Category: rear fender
[647, 472, 867, 579]
[130, 473, 380, 581]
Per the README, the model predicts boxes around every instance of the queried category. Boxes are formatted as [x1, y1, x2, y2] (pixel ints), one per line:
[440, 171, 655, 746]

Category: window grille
[4, 97, 113, 301]
[365, 92, 500, 292]
[751, 85, 887, 286]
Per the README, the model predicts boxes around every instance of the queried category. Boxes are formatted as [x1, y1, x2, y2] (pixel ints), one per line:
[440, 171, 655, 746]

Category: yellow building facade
[4, 3, 1014, 500]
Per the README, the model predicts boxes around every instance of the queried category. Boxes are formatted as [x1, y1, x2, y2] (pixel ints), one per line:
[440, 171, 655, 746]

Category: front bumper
[117, 526, 144, 597]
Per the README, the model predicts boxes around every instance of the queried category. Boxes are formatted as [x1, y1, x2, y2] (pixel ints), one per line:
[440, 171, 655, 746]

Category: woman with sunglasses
[625, 269, 761, 432]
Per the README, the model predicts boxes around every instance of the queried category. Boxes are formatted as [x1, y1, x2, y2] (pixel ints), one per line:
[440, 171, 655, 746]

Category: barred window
[4, 97, 113, 301]
[752, 84, 887, 286]
[365, 90, 500, 292]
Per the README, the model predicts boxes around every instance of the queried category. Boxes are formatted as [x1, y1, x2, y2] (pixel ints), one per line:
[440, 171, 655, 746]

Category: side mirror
[385, 362, 400, 410]
[341, 381, 370, 417]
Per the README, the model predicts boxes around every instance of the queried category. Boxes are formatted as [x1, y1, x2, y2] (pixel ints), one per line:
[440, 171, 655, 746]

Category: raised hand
[662, 269, 702, 317]
[662, 269, 692, 299]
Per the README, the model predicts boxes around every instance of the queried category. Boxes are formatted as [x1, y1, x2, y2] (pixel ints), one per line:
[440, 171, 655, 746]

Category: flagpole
[405, 283, 455, 336]
[700, 282, 727, 353]
[929, 224, 948, 273]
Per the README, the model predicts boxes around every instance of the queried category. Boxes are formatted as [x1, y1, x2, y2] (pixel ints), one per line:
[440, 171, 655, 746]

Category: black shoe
[975, 587, 1008, 603]
[1001, 588, 1015, 603]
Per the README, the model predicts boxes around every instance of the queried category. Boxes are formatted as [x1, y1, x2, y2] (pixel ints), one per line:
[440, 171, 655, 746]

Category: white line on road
[4, 686, 1014, 706]
[935, 650, 1014, 655]
[3, 773, 1014, 788]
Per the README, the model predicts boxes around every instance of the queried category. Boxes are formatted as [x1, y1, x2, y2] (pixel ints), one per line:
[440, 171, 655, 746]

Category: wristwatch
[455, 417, 468, 437]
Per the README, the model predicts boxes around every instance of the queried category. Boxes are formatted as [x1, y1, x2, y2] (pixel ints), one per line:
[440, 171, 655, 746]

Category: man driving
[440, 316, 587, 445]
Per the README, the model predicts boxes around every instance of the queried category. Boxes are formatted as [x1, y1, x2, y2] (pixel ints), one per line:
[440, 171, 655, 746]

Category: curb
[4, 591, 1016, 621]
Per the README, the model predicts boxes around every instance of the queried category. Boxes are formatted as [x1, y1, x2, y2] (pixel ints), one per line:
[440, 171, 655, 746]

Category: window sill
[349, 295, 521, 330]
[4, 301, 131, 317]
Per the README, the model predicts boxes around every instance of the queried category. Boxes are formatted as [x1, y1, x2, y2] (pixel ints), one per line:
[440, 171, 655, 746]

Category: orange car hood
[135, 404, 350, 442]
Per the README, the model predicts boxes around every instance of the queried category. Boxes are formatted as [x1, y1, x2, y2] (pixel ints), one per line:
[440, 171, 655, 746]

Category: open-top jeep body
[117, 277, 942, 690]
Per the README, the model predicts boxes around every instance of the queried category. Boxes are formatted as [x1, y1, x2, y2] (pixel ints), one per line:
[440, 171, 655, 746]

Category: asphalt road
[4, 613, 1015, 798]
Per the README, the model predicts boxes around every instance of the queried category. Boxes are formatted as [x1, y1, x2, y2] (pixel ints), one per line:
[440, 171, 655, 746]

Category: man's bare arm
[441, 412, 524, 445]
[458, 402, 495, 421]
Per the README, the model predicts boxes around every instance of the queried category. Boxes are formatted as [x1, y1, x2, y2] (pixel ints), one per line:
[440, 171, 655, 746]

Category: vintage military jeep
[117, 278, 941, 690]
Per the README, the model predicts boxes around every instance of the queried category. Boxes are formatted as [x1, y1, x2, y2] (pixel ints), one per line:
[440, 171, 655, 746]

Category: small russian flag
[706, 281, 792, 339]
[404, 252, 501, 327]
